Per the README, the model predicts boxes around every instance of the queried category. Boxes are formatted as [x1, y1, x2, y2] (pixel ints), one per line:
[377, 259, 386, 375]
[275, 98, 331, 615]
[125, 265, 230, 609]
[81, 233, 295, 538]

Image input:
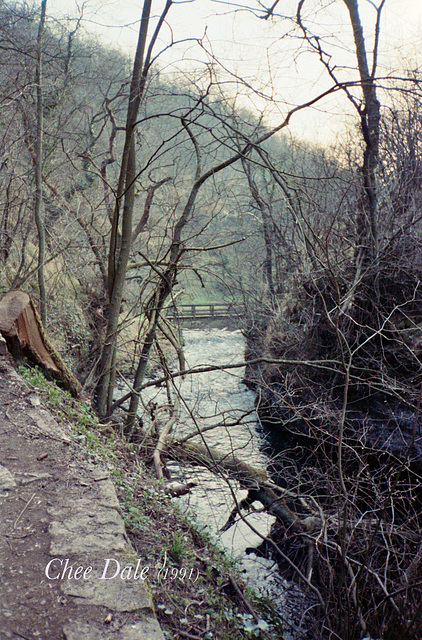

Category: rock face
[0, 355, 164, 640]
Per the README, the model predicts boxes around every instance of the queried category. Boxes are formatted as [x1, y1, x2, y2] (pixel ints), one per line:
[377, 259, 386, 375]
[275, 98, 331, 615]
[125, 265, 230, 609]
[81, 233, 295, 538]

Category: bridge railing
[166, 303, 238, 320]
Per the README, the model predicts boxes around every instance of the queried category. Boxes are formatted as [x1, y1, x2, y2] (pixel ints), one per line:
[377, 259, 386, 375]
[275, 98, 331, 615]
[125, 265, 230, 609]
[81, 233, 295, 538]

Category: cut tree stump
[0, 290, 81, 397]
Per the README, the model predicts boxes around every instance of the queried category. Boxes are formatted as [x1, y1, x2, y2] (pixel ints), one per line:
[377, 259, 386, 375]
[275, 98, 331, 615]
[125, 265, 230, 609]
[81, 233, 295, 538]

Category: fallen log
[141, 423, 421, 637]
[166, 439, 320, 534]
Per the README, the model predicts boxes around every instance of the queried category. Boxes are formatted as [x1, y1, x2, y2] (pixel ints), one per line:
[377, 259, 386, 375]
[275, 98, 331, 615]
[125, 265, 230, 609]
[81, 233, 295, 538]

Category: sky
[47, 0, 422, 144]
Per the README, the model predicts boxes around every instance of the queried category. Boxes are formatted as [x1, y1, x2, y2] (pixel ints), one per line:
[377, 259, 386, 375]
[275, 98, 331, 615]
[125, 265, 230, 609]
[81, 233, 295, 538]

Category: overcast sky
[47, 0, 422, 144]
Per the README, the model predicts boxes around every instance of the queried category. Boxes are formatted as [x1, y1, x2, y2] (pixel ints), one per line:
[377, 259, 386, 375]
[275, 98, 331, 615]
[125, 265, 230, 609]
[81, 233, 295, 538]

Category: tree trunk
[34, 0, 48, 325]
[93, 0, 153, 416]
[343, 0, 381, 264]
[94, 0, 173, 417]
[166, 439, 316, 533]
[242, 158, 276, 303]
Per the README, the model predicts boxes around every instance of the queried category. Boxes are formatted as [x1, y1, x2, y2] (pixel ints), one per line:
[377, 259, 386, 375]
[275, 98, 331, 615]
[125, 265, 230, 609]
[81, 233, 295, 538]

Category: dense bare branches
[1, 2, 421, 637]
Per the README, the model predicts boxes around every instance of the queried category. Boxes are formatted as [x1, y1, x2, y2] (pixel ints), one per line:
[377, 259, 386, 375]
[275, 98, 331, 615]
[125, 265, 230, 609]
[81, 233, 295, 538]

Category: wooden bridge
[166, 303, 241, 321]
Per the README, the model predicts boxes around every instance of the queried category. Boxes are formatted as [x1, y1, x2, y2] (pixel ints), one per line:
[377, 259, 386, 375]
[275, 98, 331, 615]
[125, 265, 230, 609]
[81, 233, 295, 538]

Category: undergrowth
[19, 364, 283, 639]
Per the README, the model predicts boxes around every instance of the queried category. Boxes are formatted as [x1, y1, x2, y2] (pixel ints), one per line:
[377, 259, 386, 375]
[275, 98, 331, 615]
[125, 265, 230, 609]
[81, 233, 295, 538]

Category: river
[141, 327, 305, 637]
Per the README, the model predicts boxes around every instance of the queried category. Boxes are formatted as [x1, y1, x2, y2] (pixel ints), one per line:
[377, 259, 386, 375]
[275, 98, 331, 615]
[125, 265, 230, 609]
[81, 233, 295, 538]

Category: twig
[229, 574, 259, 622]
[112, 356, 342, 410]
[174, 630, 203, 640]
[13, 492, 36, 531]
[11, 631, 31, 640]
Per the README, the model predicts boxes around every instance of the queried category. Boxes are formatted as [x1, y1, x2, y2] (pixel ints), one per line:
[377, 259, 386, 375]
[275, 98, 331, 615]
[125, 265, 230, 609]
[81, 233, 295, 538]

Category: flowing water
[139, 327, 304, 636]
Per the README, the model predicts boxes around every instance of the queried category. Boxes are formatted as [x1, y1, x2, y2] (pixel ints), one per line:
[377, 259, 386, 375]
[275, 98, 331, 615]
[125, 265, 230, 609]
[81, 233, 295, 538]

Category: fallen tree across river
[138, 421, 422, 640]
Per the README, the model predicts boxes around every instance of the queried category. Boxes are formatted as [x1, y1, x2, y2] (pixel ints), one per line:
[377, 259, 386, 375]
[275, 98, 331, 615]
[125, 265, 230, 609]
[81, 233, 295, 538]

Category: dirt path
[0, 347, 164, 640]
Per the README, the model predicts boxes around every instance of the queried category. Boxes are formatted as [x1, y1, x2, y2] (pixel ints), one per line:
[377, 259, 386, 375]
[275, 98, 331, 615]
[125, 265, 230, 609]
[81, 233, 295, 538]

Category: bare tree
[93, 0, 172, 416]
[34, 0, 48, 324]
[297, 0, 384, 266]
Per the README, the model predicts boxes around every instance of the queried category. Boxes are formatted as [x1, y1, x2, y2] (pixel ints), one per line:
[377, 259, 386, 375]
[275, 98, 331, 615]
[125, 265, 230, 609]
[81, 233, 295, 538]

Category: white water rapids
[136, 327, 304, 636]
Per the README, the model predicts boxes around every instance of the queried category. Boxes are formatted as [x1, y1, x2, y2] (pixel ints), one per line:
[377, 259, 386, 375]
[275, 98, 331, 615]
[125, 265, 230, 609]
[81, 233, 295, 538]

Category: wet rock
[18, 472, 52, 485]
[48, 500, 127, 555]
[0, 465, 16, 491]
[63, 616, 164, 640]
[62, 573, 152, 611]
[28, 407, 72, 441]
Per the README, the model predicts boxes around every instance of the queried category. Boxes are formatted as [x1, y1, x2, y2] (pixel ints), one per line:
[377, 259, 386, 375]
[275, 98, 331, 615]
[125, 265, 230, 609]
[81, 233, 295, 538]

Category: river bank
[242, 317, 422, 640]
[8, 348, 283, 640]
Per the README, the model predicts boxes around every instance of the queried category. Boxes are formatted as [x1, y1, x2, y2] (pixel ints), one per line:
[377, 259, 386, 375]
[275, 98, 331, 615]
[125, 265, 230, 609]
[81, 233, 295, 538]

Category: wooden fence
[166, 303, 239, 320]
